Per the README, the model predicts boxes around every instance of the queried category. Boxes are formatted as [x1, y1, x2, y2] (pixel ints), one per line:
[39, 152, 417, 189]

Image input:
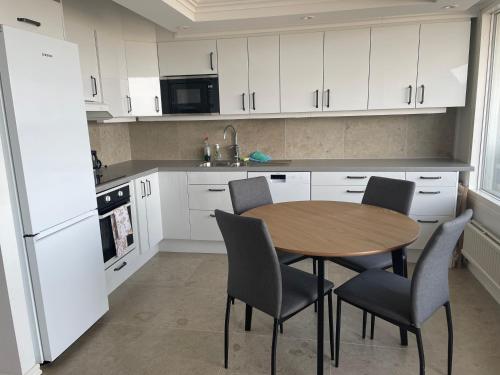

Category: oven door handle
[99, 202, 131, 219]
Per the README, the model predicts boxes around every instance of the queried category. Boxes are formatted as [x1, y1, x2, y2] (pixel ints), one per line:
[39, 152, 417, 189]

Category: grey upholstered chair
[334, 209, 473, 375]
[329, 176, 416, 339]
[215, 209, 334, 375]
[229, 177, 318, 320]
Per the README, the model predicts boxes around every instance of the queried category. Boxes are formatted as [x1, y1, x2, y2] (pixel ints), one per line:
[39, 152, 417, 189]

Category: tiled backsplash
[88, 111, 456, 166]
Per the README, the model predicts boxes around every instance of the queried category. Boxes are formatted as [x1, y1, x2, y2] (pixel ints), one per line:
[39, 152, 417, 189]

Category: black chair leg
[231, 297, 235, 305]
[370, 314, 375, 340]
[245, 304, 253, 331]
[272, 319, 279, 375]
[445, 302, 453, 375]
[327, 290, 334, 361]
[224, 295, 231, 369]
[313, 259, 318, 312]
[416, 328, 425, 375]
[335, 296, 341, 368]
[362, 310, 367, 339]
[279, 323, 284, 334]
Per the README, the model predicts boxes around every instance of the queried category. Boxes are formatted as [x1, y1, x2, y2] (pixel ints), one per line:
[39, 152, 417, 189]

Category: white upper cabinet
[217, 38, 250, 115]
[0, 0, 64, 39]
[416, 21, 471, 108]
[280, 32, 324, 113]
[125, 41, 162, 117]
[93, 1, 130, 117]
[62, 0, 102, 102]
[369, 24, 420, 110]
[323, 29, 370, 111]
[248, 35, 281, 114]
[158, 40, 217, 76]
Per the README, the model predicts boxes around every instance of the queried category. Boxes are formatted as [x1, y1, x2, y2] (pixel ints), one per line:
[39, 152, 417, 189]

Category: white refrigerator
[0, 26, 108, 361]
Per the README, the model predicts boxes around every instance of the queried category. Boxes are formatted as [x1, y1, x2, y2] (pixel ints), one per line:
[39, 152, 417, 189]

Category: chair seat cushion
[335, 269, 412, 326]
[277, 250, 306, 265]
[330, 252, 393, 273]
[280, 265, 334, 320]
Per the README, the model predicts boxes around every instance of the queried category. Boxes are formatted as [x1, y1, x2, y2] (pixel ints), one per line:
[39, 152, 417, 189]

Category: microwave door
[166, 80, 211, 113]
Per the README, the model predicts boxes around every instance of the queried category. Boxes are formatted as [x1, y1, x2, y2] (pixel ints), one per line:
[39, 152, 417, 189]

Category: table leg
[391, 248, 408, 346]
[316, 258, 325, 375]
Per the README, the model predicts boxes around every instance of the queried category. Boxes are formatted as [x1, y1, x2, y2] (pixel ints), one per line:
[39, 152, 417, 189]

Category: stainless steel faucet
[223, 125, 240, 165]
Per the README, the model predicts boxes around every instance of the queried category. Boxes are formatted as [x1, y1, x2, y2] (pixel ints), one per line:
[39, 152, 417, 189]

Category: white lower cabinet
[410, 215, 453, 250]
[160, 172, 190, 240]
[190, 211, 224, 241]
[312, 186, 366, 203]
[105, 247, 139, 294]
[134, 172, 163, 253]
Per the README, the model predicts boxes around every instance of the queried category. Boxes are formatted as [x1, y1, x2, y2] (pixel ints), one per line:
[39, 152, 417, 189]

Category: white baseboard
[0, 364, 42, 375]
[158, 239, 226, 254]
[466, 259, 500, 305]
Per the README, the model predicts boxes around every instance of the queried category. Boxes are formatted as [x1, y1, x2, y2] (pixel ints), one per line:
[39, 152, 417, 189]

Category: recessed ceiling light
[441, 4, 458, 9]
[301, 15, 315, 20]
[178, 25, 191, 30]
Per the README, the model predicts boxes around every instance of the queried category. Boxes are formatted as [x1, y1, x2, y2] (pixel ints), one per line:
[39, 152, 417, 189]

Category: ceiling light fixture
[178, 25, 191, 30]
[441, 4, 458, 9]
[301, 15, 315, 20]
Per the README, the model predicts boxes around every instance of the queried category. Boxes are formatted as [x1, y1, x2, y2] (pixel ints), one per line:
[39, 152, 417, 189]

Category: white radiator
[462, 220, 500, 304]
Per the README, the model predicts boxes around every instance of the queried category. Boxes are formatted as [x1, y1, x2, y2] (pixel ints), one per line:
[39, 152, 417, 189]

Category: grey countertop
[95, 158, 473, 193]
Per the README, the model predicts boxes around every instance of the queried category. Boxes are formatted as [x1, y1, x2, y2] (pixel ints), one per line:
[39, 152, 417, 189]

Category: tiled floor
[43, 252, 500, 375]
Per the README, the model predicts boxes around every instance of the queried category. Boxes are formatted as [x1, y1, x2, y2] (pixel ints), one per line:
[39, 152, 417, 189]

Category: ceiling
[113, 0, 483, 37]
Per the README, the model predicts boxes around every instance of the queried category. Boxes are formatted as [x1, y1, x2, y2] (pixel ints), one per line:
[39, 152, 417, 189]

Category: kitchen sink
[198, 160, 292, 167]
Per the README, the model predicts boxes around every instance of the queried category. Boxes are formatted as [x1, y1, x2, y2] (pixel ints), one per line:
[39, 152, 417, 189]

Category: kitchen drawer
[410, 187, 457, 216]
[311, 186, 366, 203]
[312, 172, 405, 186]
[406, 172, 458, 187]
[409, 216, 453, 249]
[190, 210, 223, 241]
[188, 171, 247, 185]
[105, 247, 139, 294]
[188, 185, 233, 211]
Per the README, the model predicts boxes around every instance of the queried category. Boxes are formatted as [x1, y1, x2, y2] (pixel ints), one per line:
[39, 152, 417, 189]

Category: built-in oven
[97, 183, 135, 269]
[160, 75, 219, 114]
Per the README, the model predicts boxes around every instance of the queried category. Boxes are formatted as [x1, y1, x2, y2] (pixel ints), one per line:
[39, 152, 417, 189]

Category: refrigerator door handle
[33, 211, 97, 241]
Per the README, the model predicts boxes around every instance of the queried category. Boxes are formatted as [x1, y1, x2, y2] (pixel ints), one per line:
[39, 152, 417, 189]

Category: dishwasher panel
[248, 172, 310, 203]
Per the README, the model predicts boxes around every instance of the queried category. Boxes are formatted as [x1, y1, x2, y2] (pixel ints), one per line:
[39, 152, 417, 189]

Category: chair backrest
[228, 177, 273, 215]
[215, 209, 282, 318]
[362, 176, 416, 215]
[410, 209, 473, 326]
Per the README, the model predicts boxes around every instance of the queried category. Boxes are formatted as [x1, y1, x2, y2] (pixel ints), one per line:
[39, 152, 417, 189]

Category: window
[481, 13, 500, 199]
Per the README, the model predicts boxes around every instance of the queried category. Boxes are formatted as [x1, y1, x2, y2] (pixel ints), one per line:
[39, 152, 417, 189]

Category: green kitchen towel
[249, 151, 272, 163]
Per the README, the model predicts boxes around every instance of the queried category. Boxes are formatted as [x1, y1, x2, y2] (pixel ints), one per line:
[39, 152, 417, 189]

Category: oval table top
[242, 200, 420, 258]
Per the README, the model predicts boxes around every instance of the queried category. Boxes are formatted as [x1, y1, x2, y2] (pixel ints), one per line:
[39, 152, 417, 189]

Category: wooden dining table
[242, 200, 420, 375]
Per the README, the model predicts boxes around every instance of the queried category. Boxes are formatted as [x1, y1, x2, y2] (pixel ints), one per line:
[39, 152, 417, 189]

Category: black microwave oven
[160, 75, 220, 114]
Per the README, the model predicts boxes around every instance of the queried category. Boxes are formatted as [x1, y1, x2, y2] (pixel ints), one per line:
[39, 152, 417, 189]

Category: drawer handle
[346, 190, 365, 194]
[347, 176, 367, 179]
[208, 188, 226, 192]
[17, 17, 41, 27]
[419, 190, 441, 195]
[114, 261, 127, 271]
[419, 176, 442, 180]
[209, 213, 216, 218]
[270, 175, 286, 180]
[417, 220, 439, 224]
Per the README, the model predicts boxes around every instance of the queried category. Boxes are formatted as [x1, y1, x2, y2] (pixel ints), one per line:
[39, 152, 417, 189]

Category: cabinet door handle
[126, 95, 132, 113]
[419, 84, 425, 105]
[418, 190, 441, 195]
[140, 181, 146, 198]
[315, 90, 319, 108]
[326, 89, 331, 108]
[407, 85, 413, 105]
[114, 261, 127, 271]
[210, 52, 214, 71]
[91, 76, 98, 97]
[208, 188, 226, 192]
[154, 96, 160, 113]
[242, 93, 246, 111]
[346, 190, 365, 194]
[146, 180, 152, 196]
[347, 176, 367, 179]
[252, 92, 256, 111]
[417, 219, 439, 224]
[419, 176, 441, 180]
[17, 17, 41, 27]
